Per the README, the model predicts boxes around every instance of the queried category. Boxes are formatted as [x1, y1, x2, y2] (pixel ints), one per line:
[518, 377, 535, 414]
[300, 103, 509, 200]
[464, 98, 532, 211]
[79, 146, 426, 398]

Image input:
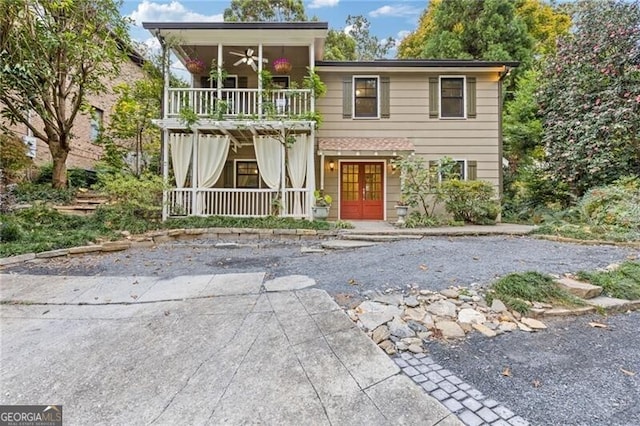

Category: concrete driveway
[0, 273, 460, 425]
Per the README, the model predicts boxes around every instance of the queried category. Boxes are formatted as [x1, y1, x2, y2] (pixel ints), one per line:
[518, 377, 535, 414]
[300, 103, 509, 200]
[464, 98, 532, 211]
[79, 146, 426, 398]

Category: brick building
[3, 51, 146, 170]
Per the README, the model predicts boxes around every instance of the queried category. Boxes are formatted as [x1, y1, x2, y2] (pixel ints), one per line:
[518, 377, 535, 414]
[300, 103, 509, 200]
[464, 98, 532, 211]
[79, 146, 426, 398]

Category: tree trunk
[49, 139, 69, 189]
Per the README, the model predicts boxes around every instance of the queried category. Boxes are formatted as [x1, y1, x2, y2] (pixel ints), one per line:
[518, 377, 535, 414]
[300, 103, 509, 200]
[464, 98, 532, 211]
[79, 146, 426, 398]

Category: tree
[397, 0, 441, 58]
[322, 29, 356, 61]
[223, 0, 307, 22]
[398, 0, 532, 64]
[515, 0, 571, 56]
[538, 0, 640, 197]
[105, 61, 162, 176]
[345, 15, 394, 60]
[0, 0, 130, 188]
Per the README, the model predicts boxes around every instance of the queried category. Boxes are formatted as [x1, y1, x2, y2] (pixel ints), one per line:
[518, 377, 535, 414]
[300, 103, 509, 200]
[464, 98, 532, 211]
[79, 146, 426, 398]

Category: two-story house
[143, 22, 516, 221]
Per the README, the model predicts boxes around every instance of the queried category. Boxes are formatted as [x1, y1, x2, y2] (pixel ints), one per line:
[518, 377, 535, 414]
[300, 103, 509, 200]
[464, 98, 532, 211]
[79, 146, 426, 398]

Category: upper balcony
[142, 22, 328, 122]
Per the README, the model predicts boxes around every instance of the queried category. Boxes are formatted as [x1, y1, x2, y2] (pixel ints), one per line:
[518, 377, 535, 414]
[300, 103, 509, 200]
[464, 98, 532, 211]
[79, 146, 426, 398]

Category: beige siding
[315, 70, 502, 220]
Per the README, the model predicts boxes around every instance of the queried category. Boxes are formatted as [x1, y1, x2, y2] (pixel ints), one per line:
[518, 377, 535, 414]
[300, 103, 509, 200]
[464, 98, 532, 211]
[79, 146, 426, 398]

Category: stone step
[53, 204, 98, 216]
[555, 277, 603, 299]
[75, 198, 109, 205]
[340, 234, 423, 242]
[584, 296, 634, 312]
[321, 240, 378, 250]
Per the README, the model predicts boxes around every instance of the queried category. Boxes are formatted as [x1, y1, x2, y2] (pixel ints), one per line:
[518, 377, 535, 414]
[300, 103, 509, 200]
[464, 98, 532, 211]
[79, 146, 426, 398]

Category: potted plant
[395, 199, 409, 225]
[273, 57, 292, 74]
[185, 58, 205, 74]
[312, 190, 332, 220]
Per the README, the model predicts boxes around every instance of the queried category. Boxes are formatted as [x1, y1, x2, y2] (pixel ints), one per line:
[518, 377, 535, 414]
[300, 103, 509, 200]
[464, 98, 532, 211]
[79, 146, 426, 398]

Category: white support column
[191, 130, 198, 216]
[319, 151, 325, 191]
[162, 39, 170, 118]
[309, 42, 315, 115]
[307, 129, 316, 220]
[258, 43, 263, 119]
[280, 126, 286, 217]
[217, 44, 223, 100]
[162, 129, 170, 221]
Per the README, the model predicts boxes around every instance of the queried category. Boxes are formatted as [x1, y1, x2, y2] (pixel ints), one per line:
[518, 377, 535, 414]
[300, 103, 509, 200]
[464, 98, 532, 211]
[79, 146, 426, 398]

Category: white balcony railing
[167, 188, 310, 218]
[167, 88, 312, 120]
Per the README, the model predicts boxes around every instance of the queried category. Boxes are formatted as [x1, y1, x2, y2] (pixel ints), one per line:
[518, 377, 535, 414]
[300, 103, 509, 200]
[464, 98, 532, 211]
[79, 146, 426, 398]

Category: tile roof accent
[318, 137, 414, 153]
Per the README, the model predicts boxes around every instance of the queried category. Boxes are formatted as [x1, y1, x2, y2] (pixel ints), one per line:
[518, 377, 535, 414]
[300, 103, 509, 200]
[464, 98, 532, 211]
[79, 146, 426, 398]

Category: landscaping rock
[499, 322, 518, 332]
[440, 288, 460, 299]
[426, 300, 457, 318]
[556, 277, 603, 299]
[490, 298, 508, 313]
[472, 323, 497, 337]
[436, 320, 466, 339]
[371, 325, 390, 344]
[356, 301, 402, 331]
[403, 307, 427, 322]
[378, 340, 397, 355]
[457, 308, 486, 324]
[389, 317, 415, 339]
[373, 293, 404, 306]
[404, 295, 420, 307]
[408, 344, 424, 353]
[521, 317, 547, 330]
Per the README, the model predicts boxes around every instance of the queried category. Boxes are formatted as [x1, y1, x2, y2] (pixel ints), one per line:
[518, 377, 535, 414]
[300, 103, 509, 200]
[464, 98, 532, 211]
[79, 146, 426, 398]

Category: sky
[121, 0, 427, 53]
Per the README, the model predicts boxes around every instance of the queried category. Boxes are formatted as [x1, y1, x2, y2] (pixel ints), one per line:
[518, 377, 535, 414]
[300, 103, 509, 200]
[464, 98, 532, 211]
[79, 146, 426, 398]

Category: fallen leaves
[347, 278, 358, 286]
[532, 379, 542, 388]
[620, 368, 635, 376]
[502, 367, 512, 377]
[419, 264, 428, 271]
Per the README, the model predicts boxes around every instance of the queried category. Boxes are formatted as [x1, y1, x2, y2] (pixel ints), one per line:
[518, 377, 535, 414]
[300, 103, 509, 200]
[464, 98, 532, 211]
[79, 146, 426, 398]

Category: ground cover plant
[576, 261, 640, 300]
[485, 271, 585, 314]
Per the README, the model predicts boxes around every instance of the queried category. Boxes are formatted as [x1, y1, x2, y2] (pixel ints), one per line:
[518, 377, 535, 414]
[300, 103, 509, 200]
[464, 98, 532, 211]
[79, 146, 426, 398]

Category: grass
[534, 222, 640, 242]
[0, 204, 340, 257]
[576, 261, 640, 300]
[486, 271, 585, 314]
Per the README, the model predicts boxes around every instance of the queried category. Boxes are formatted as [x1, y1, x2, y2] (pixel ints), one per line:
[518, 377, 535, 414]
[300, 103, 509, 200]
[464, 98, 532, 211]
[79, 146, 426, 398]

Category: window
[353, 76, 379, 118]
[437, 159, 475, 181]
[235, 161, 260, 188]
[440, 77, 465, 118]
[90, 107, 103, 142]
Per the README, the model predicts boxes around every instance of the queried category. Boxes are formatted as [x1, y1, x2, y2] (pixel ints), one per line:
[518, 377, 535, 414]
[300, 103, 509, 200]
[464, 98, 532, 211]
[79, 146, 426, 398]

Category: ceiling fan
[229, 48, 268, 71]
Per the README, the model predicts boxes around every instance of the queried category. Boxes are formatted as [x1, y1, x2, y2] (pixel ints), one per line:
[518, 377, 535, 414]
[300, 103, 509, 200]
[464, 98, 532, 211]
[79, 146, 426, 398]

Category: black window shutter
[380, 76, 390, 119]
[429, 77, 439, 118]
[343, 77, 352, 119]
[467, 161, 477, 180]
[467, 77, 476, 119]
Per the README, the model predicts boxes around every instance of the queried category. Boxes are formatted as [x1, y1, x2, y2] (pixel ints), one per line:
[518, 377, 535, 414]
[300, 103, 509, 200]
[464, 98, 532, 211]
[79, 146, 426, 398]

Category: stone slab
[556, 277, 603, 299]
[293, 337, 388, 425]
[264, 274, 315, 292]
[295, 288, 340, 314]
[35, 249, 69, 259]
[585, 296, 632, 311]
[0, 253, 36, 266]
[324, 327, 399, 389]
[200, 272, 265, 296]
[321, 240, 378, 250]
[3, 275, 99, 304]
[68, 245, 103, 255]
[72, 276, 159, 304]
[365, 374, 461, 425]
[137, 275, 214, 302]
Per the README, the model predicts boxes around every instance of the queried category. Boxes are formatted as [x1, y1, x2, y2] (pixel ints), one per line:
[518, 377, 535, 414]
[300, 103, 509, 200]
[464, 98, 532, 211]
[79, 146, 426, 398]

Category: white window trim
[233, 159, 262, 188]
[439, 75, 467, 120]
[438, 159, 468, 181]
[272, 76, 290, 89]
[90, 107, 103, 142]
[352, 75, 380, 120]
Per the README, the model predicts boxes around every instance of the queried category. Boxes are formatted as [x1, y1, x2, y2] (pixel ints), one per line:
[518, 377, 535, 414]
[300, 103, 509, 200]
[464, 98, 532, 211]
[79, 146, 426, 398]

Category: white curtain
[253, 135, 282, 189]
[169, 133, 193, 188]
[287, 135, 308, 216]
[198, 135, 230, 188]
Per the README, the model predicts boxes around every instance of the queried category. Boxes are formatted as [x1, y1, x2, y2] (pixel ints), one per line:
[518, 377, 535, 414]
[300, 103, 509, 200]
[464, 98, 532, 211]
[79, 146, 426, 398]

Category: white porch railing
[167, 188, 310, 218]
[166, 88, 312, 119]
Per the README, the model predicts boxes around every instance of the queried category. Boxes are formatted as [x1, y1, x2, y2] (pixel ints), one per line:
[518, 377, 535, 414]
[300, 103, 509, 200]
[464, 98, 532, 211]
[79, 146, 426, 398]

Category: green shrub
[100, 172, 164, 220]
[580, 177, 640, 230]
[439, 180, 500, 224]
[13, 182, 75, 204]
[487, 271, 584, 314]
[0, 221, 22, 242]
[34, 163, 96, 189]
[576, 262, 640, 300]
[0, 133, 31, 183]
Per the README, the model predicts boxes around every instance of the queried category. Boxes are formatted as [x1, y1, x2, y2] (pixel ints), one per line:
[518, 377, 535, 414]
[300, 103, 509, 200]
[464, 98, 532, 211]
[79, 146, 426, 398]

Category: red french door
[340, 162, 384, 220]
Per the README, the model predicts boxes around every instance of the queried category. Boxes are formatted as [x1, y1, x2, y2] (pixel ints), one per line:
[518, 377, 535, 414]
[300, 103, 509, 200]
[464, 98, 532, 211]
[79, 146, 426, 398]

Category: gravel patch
[6, 236, 635, 300]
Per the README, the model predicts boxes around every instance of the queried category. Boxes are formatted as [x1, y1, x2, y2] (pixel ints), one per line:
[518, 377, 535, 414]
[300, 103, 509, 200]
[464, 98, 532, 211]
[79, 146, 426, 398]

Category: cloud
[130, 1, 223, 26]
[308, 0, 339, 9]
[369, 4, 421, 18]
[396, 30, 411, 41]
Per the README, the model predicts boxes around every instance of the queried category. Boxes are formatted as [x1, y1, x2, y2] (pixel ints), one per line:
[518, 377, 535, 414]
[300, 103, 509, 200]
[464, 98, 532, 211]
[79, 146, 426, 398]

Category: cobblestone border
[395, 352, 530, 426]
[0, 227, 335, 267]
[533, 234, 640, 248]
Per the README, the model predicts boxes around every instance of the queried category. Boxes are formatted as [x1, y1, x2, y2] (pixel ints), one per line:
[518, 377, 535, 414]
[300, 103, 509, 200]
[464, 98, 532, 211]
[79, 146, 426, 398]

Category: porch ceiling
[318, 137, 415, 156]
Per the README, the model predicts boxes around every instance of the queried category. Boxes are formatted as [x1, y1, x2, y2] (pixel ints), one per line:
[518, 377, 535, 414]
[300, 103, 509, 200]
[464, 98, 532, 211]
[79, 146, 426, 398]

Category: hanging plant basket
[273, 58, 292, 74]
[185, 58, 205, 74]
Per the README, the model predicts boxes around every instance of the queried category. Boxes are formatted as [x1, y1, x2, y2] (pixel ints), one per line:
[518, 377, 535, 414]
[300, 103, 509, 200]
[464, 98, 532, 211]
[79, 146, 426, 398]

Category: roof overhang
[318, 137, 415, 156]
[316, 59, 519, 74]
[143, 21, 328, 48]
